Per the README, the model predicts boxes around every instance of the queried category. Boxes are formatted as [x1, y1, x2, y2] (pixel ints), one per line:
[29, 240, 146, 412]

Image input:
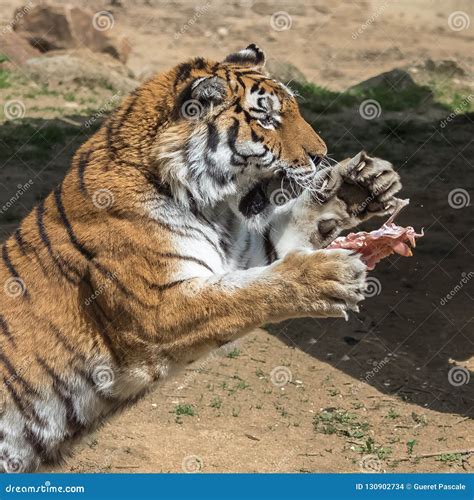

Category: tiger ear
[176, 76, 227, 120]
[224, 44, 266, 69]
[190, 76, 227, 105]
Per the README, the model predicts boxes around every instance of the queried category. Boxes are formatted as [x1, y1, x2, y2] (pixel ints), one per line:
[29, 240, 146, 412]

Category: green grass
[293, 82, 356, 113]
[293, 77, 470, 115]
[356, 437, 392, 460]
[0, 68, 10, 89]
[226, 348, 240, 359]
[406, 439, 417, 455]
[64, 92, 76, 102]
[23, 85, 60, 99]
[313, 410, 370, 438]
[385, 408, 400, 419]
[210, 397, 222, 409]
[435, 453, 462, 463]
[174, 403, 195, 417]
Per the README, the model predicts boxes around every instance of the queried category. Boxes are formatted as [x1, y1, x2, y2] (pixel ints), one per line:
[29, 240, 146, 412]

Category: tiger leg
[106, 250, 367, 358]
[268, 151, 403, 256]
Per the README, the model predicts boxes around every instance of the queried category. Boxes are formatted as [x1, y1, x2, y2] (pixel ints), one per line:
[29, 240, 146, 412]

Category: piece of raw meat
[328, 199, 423, 270]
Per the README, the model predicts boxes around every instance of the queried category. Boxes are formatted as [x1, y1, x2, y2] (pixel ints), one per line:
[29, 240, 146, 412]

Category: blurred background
[0, 0, 473, 473]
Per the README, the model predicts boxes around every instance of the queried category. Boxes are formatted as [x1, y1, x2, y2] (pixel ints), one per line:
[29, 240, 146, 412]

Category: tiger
[0, 44, 402, 472]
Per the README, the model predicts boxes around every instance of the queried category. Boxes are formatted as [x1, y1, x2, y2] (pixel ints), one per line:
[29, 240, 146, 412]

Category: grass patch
[174, 403, 195, 417]
[406, 439, 417, 455]
[356, 437, 392, 460]
[226, 348, 240, 359]
[385, 408, 400, 420]
[0, 56, 11, 89]
[313, 409, 370, 438]
[435, 453, 462, 463]
[210, 397, 222, 409]
[293, 82, 356, 113]
[23, 84, 60, 99]
[294, 81, 433, 114]
[0, 70, 10, 89]
[64, 92, 76, 102]
[293, 76, 469, 114]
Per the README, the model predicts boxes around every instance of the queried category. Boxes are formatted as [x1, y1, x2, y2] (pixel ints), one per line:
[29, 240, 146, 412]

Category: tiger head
[153, 44, 327, 225]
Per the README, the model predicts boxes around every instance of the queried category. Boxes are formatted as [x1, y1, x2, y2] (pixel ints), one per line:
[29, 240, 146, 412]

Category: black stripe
[227, 118, 240, 154]
[77, 150, 92, 195]
[47, 321, 87, 362]
[149, 279, 186, 292]
[36, 200, 81, 284]
[81, 276, 123, 363]
[264, 228, 278, 264]
[3, 379, 46, 427]
[152, 219, 225, 262]
[14, 229, 27, 256]
[1, 243, 29, 299]
[55, 186, 190, 308]
[194, 57, 206, 70]
[174, 63, 192, 89]
[155, 251, 215, 274]
[53, 185, 95, 261]
[0, 351, 37, 394]
[204, 153, 234, 188]
[240, 233, 252, 269]
[251, 129, 262, 143]
[23, 425, 48, 458]
[36, 200, 51, 253]
[0, 314, 16, 347]
[36, 356, 85, 435]
[207, 121, 220, 152]
[106, 94, 140, 165]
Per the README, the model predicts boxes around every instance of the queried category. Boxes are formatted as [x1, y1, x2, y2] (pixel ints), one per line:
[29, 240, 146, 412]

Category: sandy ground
[0, 0, 473, 473]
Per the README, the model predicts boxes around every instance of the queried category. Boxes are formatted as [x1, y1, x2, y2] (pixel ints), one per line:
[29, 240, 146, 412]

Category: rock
[24, 49, 138, 93]
[420, 59, 467, 77]
[265, 59, 307, 84]
[349, 68, 435, 111]
[0, 30, 42, 68]
[13, 3, 130, 63]
[350, 68, 420, 92]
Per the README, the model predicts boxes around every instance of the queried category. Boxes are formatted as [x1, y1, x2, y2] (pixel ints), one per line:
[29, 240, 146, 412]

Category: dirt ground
[0, 0, 473, 473]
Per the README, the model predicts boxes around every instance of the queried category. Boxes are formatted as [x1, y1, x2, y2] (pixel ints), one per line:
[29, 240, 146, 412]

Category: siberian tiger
[0, 45, 402, 472]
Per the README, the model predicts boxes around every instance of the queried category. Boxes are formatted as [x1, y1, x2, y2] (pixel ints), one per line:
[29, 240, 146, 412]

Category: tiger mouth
[238, 171, 303, 218]
[237, 162, 333, 218]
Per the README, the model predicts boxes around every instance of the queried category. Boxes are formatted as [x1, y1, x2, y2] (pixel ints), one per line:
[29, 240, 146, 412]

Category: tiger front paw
[337, 151, 402, 218]
[275, 248, 367, 320]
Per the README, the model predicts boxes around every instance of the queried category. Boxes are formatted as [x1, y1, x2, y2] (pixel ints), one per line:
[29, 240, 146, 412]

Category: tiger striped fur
[0, 45, 402, 472]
